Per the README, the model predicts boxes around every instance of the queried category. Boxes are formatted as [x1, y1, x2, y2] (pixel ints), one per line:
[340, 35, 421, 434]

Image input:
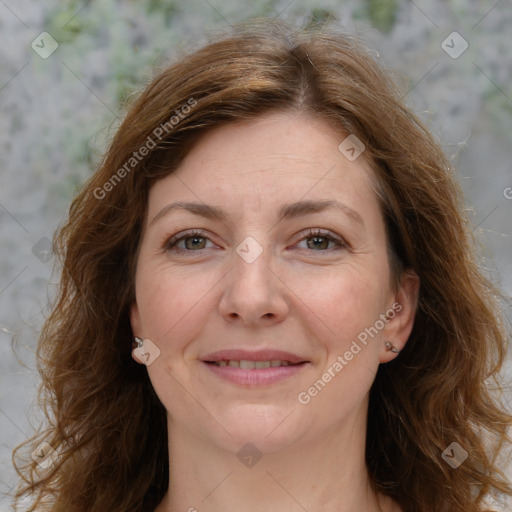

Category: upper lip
[201, 349, 308, 364]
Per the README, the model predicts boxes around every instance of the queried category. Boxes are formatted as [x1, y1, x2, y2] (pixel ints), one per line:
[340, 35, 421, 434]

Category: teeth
[212, 359, 294, 368]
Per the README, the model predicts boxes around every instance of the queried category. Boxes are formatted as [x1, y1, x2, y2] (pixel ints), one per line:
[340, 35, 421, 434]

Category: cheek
[291, 270, 385, 423]
[135, 262, 219, 346]
[294, 264, 387, 342]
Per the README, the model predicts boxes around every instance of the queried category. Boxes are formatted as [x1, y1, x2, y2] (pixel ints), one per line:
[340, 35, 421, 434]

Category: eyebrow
[150, 199, 364, 226]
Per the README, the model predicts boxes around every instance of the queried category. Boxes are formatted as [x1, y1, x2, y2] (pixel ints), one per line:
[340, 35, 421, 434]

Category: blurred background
[1, 0, 511, 510]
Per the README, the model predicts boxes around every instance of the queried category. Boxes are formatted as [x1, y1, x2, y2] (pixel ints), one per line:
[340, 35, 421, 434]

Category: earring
[132, 336, 161, 365]
[132, 336, 145, 363]
[132, 336, 144, 350]
[385, 340, 400, 354]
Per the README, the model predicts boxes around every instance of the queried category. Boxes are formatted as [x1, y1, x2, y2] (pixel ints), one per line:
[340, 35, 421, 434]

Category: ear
[380, 269, 420, 363]
[129, 302, 144, 364]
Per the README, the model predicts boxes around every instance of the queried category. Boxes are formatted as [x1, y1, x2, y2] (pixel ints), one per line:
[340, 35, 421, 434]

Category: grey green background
[1, 0, 511, 510]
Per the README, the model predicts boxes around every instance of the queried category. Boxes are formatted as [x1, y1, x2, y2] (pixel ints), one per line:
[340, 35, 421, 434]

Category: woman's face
[130, 111, 417, 453]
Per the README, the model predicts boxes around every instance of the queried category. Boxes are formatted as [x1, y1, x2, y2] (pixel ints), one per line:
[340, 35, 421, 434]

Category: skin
[130, 111, 419, 512]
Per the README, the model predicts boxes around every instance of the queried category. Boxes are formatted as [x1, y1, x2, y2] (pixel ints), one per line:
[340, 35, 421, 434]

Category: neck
[156, 404, 396, 512]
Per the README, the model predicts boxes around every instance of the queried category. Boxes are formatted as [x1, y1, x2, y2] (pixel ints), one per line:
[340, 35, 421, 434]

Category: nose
[218, 246, 290, 327]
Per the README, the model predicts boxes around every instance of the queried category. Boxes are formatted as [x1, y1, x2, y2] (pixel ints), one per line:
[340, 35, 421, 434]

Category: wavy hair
[13, 18, 511, 512]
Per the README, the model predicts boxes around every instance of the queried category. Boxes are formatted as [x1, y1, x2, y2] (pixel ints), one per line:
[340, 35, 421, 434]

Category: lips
[201, 349, 310, 386]
[210, 360, 294, 368]
[202, 349, 308, 366]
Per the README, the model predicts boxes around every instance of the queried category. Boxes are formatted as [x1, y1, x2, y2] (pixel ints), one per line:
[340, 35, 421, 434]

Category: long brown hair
[13, 18, 511, 512]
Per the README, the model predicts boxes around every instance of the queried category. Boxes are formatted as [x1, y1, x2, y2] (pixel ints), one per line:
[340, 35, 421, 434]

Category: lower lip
[203, 362, 309, 386]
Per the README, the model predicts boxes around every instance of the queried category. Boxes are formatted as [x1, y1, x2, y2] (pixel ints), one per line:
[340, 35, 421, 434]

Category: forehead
[148, 111, 379, 218]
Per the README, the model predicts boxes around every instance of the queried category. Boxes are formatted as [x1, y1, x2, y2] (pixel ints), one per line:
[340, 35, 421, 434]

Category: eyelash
[164, 228, 347, 254]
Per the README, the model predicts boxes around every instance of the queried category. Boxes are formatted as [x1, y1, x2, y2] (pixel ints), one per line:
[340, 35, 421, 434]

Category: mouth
[205, 359, 305, 369]
[201, 349, 310, 386]
[201, 348, 309, 367]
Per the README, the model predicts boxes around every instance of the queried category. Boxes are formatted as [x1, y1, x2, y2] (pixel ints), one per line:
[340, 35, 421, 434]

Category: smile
[203, 360, 309, 386]
[207, 359, 299, 368]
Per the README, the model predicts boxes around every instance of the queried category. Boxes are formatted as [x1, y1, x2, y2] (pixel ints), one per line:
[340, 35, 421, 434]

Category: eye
[164, 230, 216, 252]
[295, 229, 346, 252]
[164, 228, 346, 254]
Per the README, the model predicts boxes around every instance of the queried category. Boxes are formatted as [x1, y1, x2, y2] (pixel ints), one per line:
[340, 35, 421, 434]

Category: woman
[13, 18, 511, 512]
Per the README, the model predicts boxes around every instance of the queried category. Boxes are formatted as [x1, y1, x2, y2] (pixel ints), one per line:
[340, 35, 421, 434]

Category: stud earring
[132, 336, 161, 366]
[132, 336, 144, 350]
[385, 340, 400, 354]
[132, 336, 145, 363]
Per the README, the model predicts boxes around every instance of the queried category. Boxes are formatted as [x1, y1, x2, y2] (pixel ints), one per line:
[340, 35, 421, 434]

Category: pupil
[308, 236, 327, 250]
[186, 237, 205, 250]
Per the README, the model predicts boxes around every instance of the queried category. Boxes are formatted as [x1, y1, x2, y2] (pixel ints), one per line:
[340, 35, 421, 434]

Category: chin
[206, 402, 312, 454]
